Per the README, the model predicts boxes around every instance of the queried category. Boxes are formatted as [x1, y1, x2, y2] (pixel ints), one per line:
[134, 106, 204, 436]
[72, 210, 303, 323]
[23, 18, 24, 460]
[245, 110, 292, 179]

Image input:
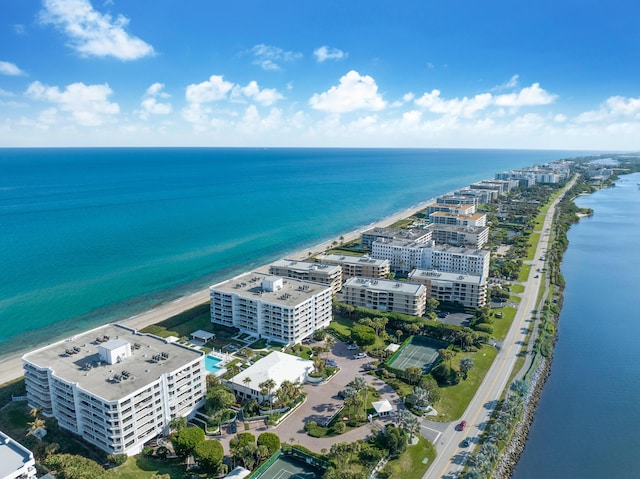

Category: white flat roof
[344, 277, 425, 295]
[0, 430, 33, 479]
[229, 351, 313, 391]
[372, 400, 393, 414]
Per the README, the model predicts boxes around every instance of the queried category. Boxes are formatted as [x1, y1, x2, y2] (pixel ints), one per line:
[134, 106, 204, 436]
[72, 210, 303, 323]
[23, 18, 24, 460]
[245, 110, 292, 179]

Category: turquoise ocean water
[0, 148, 580, 358]
[513, 172, 640, 478]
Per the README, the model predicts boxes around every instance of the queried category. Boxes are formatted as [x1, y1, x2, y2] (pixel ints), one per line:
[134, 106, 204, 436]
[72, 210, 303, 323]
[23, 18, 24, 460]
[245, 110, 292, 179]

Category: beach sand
[0, 201, 429, 386]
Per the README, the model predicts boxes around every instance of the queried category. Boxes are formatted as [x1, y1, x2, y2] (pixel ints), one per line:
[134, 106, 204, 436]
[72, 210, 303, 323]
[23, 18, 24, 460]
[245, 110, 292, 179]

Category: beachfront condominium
[268, 259, 343, 294]
[209, 273, 332, 345]
[408, 269, 487, 308]
[320, 254, 391, 280]
[425, 202, 476, 216]
[425, 223, 489, 249]
[428, 212, 487, 228]
[0, 430, 37, 479]
[371, 239, 490, 277]
[342, 277, 427, 316]
[360, 227, 432, 249]
[22, 324, 206, 456]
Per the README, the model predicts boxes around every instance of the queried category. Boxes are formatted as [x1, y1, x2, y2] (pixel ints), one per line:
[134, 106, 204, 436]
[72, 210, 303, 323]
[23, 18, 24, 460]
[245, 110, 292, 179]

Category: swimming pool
[205, 355, 225, 375]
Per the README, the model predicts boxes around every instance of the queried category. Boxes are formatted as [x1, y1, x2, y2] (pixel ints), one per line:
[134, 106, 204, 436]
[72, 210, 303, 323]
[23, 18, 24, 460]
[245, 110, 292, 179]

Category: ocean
[513, 172, 640, 478]
[0, 147, 580, 359]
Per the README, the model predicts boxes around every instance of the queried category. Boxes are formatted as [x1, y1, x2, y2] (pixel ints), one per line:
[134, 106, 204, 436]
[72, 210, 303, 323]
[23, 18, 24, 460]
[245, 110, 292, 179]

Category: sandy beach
[0, 200, 431, 387]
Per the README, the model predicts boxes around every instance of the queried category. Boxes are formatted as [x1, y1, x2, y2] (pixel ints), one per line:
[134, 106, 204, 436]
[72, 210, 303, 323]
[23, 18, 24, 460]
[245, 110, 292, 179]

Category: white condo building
[408, 269, 487, 308]
[268, 259, 342, 294]
[0, 431, 36, 479]
[371, 240, 490, 277]
[425, 223, 489, 248]
[320, 254, 391, 280]
[22, 324, 206, 456]
[210, 273, 332, 345]
[360, 227, 431, 249]
[342, 277, 427, 316]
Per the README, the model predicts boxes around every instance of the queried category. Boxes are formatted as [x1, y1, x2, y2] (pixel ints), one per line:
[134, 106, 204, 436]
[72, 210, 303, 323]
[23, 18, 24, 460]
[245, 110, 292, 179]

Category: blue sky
[1, 0, 639, 149]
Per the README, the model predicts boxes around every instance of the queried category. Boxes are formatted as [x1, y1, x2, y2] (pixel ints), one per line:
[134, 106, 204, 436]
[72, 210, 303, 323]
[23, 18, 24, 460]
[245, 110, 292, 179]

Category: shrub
[331, 420, 346, 434]
[193, 440, 224, 472]
[431, 363, 458, 386]
[474, 323, 494, 334]
[142, 446, 154, 457]
[304, 421, 317, 432]
[257, 432, 281, 455]
[106, 454, 127, 465]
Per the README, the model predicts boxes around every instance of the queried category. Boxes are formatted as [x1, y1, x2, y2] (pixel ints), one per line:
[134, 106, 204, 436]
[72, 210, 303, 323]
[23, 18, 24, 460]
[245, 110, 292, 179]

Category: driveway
[215, 339, 403, 454]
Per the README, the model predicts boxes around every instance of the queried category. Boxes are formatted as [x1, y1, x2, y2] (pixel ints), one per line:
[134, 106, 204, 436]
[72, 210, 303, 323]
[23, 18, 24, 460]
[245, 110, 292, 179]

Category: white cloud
[309, 70, 387, 113]
[251, 44, 302, 71]
[26, 80, 119, 126]
[233, 81, 283, 106]
[313, 46, 347, 62]
[493, 74, 519, 91]
[494, 83, 556, 107]
[138, 82, 171, 119]
[576, 95, 640, 123]
[554, 113, 567, 123]
[0, 88, 15, 97]
[14, 24, 26, 35]
[145, 82, 169, 98]
[39, 0, 154, 60]
[0, 61, 25, 76]
[415, 89, 493, 117]
[185, 75, 234, 104]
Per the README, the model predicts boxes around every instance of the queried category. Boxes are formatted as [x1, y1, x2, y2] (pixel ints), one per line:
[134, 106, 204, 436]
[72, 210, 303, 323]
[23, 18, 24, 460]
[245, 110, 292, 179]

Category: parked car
[325, 359, 338, 367]
[457, 420, 467, 431]
[347, 344, 358, 350]
[353, 352, 367, 359]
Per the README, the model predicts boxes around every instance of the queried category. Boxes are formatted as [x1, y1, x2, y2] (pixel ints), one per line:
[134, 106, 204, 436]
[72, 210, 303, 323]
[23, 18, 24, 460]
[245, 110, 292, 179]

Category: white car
[347, 344, 358, 350]
[353, 352, 367, 359]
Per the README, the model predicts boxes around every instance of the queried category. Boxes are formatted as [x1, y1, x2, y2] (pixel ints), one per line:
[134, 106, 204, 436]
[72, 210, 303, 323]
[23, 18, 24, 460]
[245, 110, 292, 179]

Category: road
[423, 177, 576, 479]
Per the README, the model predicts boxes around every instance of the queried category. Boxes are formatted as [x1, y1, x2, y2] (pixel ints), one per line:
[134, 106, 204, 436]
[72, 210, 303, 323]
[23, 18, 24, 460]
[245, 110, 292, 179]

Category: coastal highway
[424, 176, 576, 479]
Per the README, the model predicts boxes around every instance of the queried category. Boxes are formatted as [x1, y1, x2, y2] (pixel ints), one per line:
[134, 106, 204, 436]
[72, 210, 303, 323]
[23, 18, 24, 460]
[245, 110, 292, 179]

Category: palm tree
[351, 376, 368, 417]
[259, 379, 277, 409]
[511, 379, 528, 397]
[396, 329, 403, 343]
[410, 386, 431, 411]
[324, 335, 335, 359]
[26, 417, 46, 440]
[480, 442, 499, 462]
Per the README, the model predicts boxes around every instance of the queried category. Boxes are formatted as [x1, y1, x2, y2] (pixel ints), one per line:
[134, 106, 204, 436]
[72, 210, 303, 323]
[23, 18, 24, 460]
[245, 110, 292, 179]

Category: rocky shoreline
[492, 355, 552, 479]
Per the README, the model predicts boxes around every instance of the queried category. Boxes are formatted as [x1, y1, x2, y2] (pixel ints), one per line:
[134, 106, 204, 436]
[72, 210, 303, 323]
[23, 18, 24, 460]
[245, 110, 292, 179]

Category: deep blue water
[513, 172, 640, 478]
[0, 147, 580, 358]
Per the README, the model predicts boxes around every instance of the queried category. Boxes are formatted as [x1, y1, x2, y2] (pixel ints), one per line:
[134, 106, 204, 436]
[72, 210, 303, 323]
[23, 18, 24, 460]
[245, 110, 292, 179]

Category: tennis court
[388, 336, 449, 373]
[256, 455, 324, 479]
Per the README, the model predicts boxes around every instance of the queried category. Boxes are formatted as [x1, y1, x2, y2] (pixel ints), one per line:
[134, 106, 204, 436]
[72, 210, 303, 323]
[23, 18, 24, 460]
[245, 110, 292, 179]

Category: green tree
[409, 386, 431, 410]
[257, 432, 281, 456]
[259, 378, 277, 408]
[171, 426, 205, 457]
[425, 298, 440, 314]
[405, 366, 423, 385]
[42, 454, 107, 479]
[169, 415, 187, 432]
[193, 440, 224, 472]
[206, 387, 236, 413]
[351, 323, 376, 346]
[418, 376, 441, 404]
[438, 348, 455, 367]
[459, 357, 474, 380]
[374, 424, 407, 457]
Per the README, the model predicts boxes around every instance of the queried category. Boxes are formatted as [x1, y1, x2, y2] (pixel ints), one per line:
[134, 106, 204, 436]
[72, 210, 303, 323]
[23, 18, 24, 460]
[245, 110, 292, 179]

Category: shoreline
[0, 199, 432, 386]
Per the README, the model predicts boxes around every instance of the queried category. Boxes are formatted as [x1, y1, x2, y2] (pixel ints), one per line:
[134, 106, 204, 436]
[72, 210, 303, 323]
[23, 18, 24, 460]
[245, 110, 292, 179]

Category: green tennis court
[256, 455, 324, 479]
[388, 336, 449, 373]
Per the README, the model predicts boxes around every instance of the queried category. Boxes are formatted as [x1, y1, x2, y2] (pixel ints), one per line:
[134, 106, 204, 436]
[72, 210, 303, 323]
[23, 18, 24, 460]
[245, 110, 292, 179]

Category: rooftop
[23, 324, 203, 402]
[210, 272, 330, 307]
[426, 223, 489, 234]
[269, 259, 341, 274]
[0, 431, 34, 479]
[321, 254, 390, 266]
[344, 277, 426, 295]
[409, 269, 485, 285]
[229, 351, 313, 391]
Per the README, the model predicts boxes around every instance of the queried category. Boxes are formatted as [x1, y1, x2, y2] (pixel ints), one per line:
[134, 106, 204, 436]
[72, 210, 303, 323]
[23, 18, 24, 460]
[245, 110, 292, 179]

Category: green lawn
[492, 307, 516, 340]
[511, 284, 525, 294]
[140, 303, 212, 338]
[525, 233, 540, 261]
[385, 436, 435, 479]
[517, 264, 531, 283]
[509, 295, 522, 304]
[431, 345, 498, 422]
[111, 456, 193, 479]
[328, 315, 354, 340]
